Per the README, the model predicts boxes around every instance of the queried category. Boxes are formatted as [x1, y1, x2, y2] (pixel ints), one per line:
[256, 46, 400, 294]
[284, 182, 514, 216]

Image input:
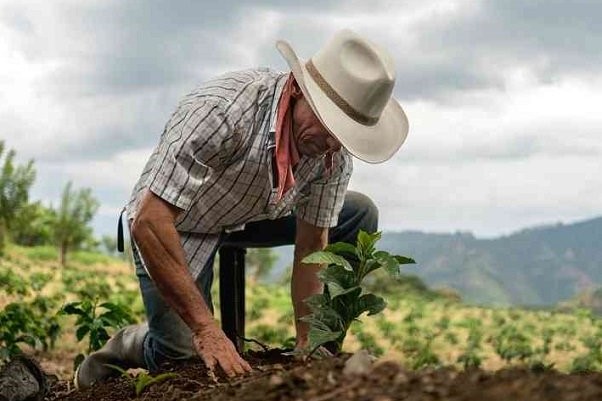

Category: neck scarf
[274, 74, 302, 200]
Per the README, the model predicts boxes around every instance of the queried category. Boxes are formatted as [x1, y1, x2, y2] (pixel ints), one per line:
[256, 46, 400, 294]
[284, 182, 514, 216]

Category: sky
[1, 0, 601, 239]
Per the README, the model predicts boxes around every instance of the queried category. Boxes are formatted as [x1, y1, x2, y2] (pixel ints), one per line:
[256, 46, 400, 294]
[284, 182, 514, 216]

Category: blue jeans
[133, 191, 378, 371]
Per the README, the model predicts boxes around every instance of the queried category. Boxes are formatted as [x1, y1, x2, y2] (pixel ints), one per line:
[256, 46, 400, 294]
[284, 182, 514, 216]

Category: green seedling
[106, 364, 178, 396]
[493, 324, 534, 363]
[0, 298, 61, 363]
[301, 230, 415, 354]
[457, 348, 482, 369]
[61, 298, 134, 370]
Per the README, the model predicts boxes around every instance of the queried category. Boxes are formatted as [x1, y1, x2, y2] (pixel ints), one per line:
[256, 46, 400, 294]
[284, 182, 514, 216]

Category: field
[2, 244, 602, 400]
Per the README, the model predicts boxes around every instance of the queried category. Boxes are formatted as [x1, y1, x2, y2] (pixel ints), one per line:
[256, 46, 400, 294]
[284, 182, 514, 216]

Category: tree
[52, 182, 99, 266]
[0, 141, 36, 254]
[11, 201, 55, 246]
[100, 235, 118, 256]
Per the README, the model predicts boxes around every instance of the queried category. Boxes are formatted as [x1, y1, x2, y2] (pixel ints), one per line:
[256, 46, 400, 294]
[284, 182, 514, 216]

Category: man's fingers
[230, 357, 249, 376]
[237, 355, 253, 372]
[193, 327, 252, 378]
[218, 356, 237, 377]
[201, 353, 217, 372]
[217, 350, 252, 377]
[223, 340, 252, 374]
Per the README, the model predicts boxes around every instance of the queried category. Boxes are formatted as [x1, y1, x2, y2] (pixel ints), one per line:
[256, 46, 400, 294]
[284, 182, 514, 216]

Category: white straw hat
[276, 29, 409, 163]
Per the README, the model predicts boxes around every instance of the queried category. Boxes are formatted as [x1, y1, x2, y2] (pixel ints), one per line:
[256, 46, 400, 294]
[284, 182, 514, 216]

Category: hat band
[306, 59, 378, 126]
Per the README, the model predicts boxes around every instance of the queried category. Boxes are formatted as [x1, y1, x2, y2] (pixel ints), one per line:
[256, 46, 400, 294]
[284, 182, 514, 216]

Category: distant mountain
[268, 216, 602, 307]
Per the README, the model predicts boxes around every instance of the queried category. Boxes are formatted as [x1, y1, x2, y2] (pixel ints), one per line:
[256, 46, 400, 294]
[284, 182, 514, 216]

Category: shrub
[61, 298, 135, 370]
[0, 297, 61, 363]
[301, 231, 414, 354]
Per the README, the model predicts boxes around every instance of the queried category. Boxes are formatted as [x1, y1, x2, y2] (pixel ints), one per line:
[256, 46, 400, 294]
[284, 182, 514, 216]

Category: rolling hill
[270, 216, 602, 306]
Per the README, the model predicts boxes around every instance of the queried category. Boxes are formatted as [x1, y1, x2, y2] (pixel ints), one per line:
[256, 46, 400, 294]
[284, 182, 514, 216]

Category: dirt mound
[46, 351, 602, 401]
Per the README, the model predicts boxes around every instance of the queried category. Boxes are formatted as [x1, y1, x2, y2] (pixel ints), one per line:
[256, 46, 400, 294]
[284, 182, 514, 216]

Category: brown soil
[45, 350, 602, 401]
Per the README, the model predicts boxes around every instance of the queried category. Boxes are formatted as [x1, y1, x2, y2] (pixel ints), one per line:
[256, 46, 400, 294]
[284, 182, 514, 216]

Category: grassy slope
[379, 217, 602, 307]
[1, 245, 601, 379]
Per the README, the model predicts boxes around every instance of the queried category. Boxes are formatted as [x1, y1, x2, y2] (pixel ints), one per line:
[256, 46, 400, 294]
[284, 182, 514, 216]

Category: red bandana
[274, 74, 302, 200]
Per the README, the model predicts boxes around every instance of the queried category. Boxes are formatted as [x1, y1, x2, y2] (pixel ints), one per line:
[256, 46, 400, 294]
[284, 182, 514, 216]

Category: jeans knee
[347, 191, 379, 233]
[144, 315, 195, 371]
[331, 191, 380, 244]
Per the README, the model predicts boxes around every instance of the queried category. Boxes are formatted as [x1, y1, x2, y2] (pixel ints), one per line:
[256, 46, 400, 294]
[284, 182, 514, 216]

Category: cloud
[402, 0, 602, 100]
[1, 0, 601, 237]
[350, 152, 602, 236]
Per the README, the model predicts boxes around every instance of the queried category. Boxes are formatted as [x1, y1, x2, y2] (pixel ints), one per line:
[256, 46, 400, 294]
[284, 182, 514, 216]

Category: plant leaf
[136, 373, 178, 395]
[308, 326, 341, 350]
[61, 303, 86, 317]
[394, 255, 416, 265]
[362, 259, 382, 277]
[302, 307, 343, 332]
[330, 286, 363, 323]
[317, 265, 356, 288]
[104, 363, 129, 377]
[304, 294, 329, 312]
[75, 325, 90, 342]
[354, 293, 387, 317]
[300, 316, 330, 332]
[302, 251, 352, 271]
[357, 231, 381, 260]
[324, 242, 357, 257]
[327, 282, 361, 299]
[374, 251, 401, 277]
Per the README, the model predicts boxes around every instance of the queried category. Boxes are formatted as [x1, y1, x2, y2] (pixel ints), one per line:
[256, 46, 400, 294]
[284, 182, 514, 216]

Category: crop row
[2, 244, 602, 376]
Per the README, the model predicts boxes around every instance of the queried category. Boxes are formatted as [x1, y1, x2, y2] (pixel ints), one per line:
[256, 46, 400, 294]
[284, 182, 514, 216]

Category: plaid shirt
[127, 68, 352, 278]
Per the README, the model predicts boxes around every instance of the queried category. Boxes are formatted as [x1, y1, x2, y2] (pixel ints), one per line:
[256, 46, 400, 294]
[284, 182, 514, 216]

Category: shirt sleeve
[145, 99, 238, 211]
[296, 149, 353, 228]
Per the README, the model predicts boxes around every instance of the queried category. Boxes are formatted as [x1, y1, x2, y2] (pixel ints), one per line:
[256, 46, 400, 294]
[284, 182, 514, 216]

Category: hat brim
[276, 39, 409, 164]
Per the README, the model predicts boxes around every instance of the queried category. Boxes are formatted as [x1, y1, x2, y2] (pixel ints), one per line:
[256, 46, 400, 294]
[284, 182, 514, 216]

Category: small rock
[269, 374, 284, 387]
[343, 349, 373, 377]
[302, 372, 313, 381]
[469, 371, 487, 383]
[394, 372, 409, 385]
[423, 384, 436, 394]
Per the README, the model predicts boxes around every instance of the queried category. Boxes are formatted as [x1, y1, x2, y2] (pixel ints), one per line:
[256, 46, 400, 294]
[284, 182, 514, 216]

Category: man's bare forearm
[132, 191, 215, 333]
[291, 249, 323, 343]
[291, 218, 329, 345]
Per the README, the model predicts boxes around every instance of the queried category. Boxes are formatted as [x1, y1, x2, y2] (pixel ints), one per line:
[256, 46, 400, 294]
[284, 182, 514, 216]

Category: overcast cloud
[1, 0, 600, 238]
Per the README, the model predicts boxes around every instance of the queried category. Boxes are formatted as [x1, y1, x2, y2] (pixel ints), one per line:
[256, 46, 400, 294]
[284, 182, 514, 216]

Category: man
[75, 29, 409, 388]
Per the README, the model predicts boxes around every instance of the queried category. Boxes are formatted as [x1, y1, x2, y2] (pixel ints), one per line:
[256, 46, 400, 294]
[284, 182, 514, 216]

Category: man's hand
[192, 322, 252, 377]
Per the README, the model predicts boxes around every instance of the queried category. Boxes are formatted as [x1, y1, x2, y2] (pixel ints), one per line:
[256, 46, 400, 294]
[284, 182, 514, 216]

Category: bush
[70, 250, 116, 265]
[0, 297, 61, 363]
[21, 246, 57, 262]
[301, 231, 414, 353]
